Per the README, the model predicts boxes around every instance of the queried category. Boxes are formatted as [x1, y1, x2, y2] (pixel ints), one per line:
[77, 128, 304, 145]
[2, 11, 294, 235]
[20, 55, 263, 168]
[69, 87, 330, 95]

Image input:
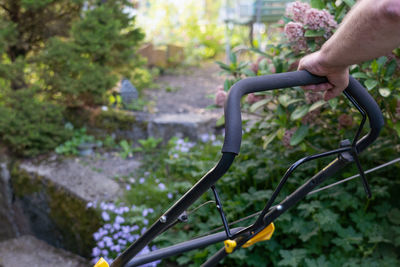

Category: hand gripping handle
[221, 70, 384, 155]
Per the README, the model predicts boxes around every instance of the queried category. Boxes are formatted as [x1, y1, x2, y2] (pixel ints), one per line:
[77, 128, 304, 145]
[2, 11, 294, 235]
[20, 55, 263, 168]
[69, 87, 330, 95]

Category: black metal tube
[126, 228, 244, 267]
[111, 153, 236, 267]
[201, 247, 228, 267]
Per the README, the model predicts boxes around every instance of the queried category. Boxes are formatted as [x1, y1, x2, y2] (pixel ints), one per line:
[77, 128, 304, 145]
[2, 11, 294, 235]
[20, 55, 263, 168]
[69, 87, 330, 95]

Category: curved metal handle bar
[222, 70, 384, 155]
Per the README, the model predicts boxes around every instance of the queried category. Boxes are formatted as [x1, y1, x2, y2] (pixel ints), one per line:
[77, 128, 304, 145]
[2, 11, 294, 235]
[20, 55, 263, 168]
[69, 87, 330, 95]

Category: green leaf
[278, 249, 307, 267]
[224, 79, 230, 91]
[351, 72, 369, 79]
[328, 98, 338, 109]
[278, 94, 291, 107]
[290, 105, 309, 121]
[241, 68, 256, 77]
[364, 79, 378, 90]
[388, 208, 400, 224]
[377, 56, 388, 72]
[385, 60, 397, 78]
[229, 52, 237, 64]
[310, 0, 325, 9]
[343, 0, 356, 6]
[309, 100, 325, 112]
[371, 60, 379, 74]
[216, 116, 225, 127]
[378, 88, 391, 97]
[290, 125, 309, 146]
[304, 29, 325, 37]
[395, 122, 400, 137]
[262, 131, 278, 149]
[249, 98, 270, 112]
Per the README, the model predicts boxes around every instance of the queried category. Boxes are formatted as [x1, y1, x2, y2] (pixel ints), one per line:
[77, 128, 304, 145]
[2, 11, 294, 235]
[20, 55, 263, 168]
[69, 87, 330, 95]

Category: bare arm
[298, 0, 400, 100]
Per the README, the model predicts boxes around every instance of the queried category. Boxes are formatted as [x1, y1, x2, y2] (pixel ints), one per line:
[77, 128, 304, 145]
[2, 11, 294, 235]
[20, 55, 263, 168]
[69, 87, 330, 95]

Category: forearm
[320, 0, 400, 69]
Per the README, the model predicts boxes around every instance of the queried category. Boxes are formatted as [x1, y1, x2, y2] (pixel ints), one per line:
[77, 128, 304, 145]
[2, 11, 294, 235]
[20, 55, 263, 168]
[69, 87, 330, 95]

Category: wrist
[318, 43, 348, 72]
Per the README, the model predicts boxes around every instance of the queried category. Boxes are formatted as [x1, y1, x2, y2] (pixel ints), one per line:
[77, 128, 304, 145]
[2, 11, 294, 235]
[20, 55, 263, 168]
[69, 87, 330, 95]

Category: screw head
[160, 215, 167, 223]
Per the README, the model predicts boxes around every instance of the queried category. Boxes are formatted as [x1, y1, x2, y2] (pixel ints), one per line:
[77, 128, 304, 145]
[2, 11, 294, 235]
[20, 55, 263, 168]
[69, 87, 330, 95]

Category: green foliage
[55, 126, 102, 156]
[128, 126, 400, 266]
[0, 0, 150, 156]
[0, 89, 69, 157]
[38, 1, 145, 107]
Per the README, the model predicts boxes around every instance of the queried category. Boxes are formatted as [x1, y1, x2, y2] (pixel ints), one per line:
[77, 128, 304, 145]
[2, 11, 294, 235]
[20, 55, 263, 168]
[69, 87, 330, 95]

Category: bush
[0, 89, 69, 157]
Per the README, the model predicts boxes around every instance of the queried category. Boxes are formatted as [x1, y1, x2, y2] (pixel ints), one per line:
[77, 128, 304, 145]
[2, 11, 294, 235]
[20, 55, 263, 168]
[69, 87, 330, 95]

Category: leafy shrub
[0, 89, 69, 157]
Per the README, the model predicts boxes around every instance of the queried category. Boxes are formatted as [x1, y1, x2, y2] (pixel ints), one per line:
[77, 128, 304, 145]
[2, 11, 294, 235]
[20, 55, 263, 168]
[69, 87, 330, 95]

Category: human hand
[298, 51, 349, 101]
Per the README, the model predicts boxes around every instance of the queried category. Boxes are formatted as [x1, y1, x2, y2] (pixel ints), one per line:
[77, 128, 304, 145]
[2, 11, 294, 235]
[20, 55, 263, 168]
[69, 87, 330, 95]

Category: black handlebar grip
[221, 70, 384, 155]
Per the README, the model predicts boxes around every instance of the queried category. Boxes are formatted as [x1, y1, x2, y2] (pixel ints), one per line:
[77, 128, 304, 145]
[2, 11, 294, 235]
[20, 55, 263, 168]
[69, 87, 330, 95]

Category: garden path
[143, 61, 224, 115]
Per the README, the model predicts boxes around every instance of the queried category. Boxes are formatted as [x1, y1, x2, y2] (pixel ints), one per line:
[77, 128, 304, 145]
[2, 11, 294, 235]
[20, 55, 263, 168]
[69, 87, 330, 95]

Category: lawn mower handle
[222, 70, 384, 155]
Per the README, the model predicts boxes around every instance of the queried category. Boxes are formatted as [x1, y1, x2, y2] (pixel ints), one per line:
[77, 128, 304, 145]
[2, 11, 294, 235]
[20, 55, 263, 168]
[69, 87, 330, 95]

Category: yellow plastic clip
[242, 223, 275, 248]
[94, 257, 110, 267]
[224, 239, 237, 254]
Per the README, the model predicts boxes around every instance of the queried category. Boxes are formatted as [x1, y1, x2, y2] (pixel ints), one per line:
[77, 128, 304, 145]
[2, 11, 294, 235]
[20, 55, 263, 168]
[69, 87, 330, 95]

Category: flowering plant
[90, 201, 160, 266]
[284, 1, 337, 53]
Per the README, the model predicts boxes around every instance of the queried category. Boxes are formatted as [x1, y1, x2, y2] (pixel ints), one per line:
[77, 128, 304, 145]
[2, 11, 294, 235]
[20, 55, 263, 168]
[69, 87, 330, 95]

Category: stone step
[0, 235, 89, 267]
[9, 153, 140, 258]
[147, 113, 220, 143]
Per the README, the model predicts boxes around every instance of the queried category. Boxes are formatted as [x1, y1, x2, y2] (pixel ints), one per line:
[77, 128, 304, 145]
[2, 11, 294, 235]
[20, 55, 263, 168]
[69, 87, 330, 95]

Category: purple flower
[115, 215, 125, 224]
[92, 247, 101, 257]
[126, 185, 131, 190]
[142, 209, 148, 217]
[113, 223, 121, 230]
[200, 133, 210, 142]
[102, 211, 110, 221]
[97, 241, 105, 248]
[130, 225, 139, 232]
[143, 219, 149, 225]
[167, 193, 173, 199]
[158, 183, 166, 190]
[139, 177, 145, 184]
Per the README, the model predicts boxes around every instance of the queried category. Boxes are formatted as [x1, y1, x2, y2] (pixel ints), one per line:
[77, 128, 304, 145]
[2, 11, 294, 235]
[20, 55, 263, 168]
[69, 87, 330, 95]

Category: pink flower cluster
[284, 22, 304, 42]
[304, 8, 337, 31]
[284, 1, 338, 52]
[286, 1, 310, 23]
[215, 85, 227, 107]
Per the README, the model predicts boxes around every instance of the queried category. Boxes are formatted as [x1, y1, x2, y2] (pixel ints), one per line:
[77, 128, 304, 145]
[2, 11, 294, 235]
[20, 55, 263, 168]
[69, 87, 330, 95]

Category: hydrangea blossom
[284, 22, 304, 42]
[284, 1, 338, 52]
[304, 8, 337, 31]
[215, 90, 227, 107]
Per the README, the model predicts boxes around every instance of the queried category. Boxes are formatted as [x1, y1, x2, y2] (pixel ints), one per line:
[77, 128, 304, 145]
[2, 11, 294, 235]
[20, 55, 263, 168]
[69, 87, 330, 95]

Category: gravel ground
[144, 62, 225, 115]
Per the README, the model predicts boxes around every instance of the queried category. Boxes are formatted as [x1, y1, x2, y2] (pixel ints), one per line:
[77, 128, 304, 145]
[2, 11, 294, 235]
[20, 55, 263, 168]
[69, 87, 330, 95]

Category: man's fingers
[323, 87, 342, 101]
[302, 83, 333, 92]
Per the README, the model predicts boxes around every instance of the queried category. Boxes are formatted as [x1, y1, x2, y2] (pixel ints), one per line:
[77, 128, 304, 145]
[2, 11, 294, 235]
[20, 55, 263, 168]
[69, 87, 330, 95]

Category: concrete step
[0, 235, 89, 267]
